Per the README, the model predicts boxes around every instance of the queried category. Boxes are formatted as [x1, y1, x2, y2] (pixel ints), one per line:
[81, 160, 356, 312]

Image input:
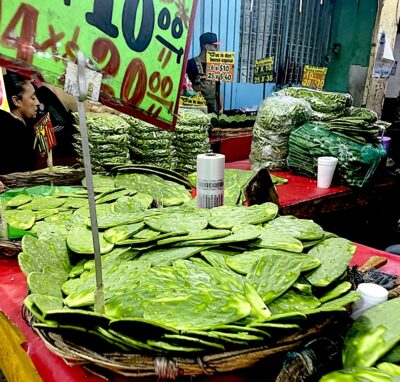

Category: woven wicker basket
[33, 316, 337, 380]
[210, 128, 253, 139]
[0, 166, 85, 188]
[0, 166, 85, 258]
[0, 239, 22, 257]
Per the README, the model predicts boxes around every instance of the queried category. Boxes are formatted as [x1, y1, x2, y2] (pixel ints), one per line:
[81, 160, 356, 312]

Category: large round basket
[32, 314, 341, 380]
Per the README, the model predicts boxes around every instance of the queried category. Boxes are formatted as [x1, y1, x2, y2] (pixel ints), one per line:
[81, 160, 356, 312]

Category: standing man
[186, 32, 224, 114]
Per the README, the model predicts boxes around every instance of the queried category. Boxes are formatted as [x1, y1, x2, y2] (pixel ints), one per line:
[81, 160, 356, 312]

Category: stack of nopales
[73, 113, 130, 173]
[249, 95, 311, 170]
[321, 107, 381, 145]
[321, 298, 400, 381]
[278, 88, 388, 145]
[4, 180, 361, 357]
[278, 87, 353, 122]
[121, 115, 174, 169]
[173, 109, 210, 173]
[287, 124, 387, 187]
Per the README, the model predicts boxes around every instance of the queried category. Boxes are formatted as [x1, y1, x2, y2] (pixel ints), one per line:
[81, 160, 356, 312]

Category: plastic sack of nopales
[119, 109, 209, 173]
[277, 88, 388, 145]
[173, 109, 210, 174]
[249, 95, 311, 171]
[72, 113, 130, 173]
[120, 114, 175, 170]
[278, 87, 353, 116]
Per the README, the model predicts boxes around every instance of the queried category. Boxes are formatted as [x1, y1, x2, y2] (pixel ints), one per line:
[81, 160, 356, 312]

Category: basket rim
[32, 316, 336, 379]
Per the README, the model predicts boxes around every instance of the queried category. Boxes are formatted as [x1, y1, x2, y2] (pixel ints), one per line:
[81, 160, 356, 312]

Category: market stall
[0, 88, 398, 380]
[0, 2, 399, 381]
[0, 245, 399, 382]
[0, 172, 399, 380]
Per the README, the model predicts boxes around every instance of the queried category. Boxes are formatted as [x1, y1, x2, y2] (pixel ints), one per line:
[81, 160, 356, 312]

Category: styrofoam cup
[317, 156, 338, 188]
[350, 283, 388, 320]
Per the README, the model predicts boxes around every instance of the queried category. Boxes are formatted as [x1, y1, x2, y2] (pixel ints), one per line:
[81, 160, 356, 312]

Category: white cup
[317, 156, 338, 188]
[350, 283, 388, 320]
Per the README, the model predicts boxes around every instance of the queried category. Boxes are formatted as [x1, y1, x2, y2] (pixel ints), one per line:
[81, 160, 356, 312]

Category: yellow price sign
[254, 56, 274, 83]
[180, 92, 207, 107]
[302, 65, 328, 90]
[206, 52, 235, 82]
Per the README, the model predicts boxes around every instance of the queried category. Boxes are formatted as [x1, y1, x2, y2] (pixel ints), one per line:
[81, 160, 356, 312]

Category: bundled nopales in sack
[73, 113, 130, 173]
[250, 95, 311, 170]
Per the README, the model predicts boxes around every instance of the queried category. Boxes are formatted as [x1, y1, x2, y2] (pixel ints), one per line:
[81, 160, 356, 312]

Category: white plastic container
[317, 156, 338, 188]
[350, 283, 389, 320]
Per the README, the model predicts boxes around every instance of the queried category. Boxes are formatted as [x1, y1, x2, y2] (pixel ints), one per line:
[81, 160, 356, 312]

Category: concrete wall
[324, 0, 377, 106]
[363, 0, 400, 116]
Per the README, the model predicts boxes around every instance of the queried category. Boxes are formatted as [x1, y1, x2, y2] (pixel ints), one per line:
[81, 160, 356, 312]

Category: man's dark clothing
[186, 57, 220, 113]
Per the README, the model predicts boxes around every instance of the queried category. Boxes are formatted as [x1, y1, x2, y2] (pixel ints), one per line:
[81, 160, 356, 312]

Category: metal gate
[239, 0, 334, 86]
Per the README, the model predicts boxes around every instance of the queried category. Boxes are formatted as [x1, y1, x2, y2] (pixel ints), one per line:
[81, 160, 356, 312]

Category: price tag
[33, 112, 56, 153]
[179, 92, 207, 107]
[301, 65, 328, 90]
[206, 52, 235, 82]
[253, 56, 274, 84]
[64, 61, 102, 101]
[0, 70, 10, 112]
[0, 0, 197, 131]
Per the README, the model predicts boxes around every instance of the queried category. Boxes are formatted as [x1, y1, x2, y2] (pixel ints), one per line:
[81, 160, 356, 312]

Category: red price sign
[301, 65, 328, 90]
[0, 1, 197, 130]
[33, 112, 56, 153]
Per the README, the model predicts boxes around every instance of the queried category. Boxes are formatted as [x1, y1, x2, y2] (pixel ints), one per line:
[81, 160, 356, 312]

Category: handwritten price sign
[206, 52, 235, 82]
[254, 56, 274, 84]
[180, 92, 206, 107]
[301, 65, 328, 90]
[0, 0, 197, 130]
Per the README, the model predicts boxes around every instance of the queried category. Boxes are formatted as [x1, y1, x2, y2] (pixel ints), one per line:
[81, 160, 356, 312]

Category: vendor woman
[0, 71, 39, 174]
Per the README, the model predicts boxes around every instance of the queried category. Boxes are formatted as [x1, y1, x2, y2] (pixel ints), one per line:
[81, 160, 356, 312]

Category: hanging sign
[0, 70, 9, 112]
[0, 0, 197, 131]
[64, 61, 102, 102]
[206, 52, 235, 82]
[302, 65, 328, 90]
[33, 112, 56, 153]
[372, 30, 395, 78]
[254, 56, 274, 83]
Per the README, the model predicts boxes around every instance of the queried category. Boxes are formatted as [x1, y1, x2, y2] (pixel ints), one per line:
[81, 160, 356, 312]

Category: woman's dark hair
[4, 71, 30, 111]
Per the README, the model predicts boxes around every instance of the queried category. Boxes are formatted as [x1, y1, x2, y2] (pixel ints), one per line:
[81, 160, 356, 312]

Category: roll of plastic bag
[196, 153, 225, 208]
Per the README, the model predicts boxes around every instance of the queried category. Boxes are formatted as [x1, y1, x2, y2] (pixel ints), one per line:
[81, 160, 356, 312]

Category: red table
[225, 160, 349, 207]
[225, 160, 399, 221]
[0, 245, 399, 382]
[219, 136, 253, 163]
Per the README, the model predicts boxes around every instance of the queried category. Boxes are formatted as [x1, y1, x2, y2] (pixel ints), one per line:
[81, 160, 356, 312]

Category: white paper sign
[373, 30, 395, 78]
[64, 62, 102, 101]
